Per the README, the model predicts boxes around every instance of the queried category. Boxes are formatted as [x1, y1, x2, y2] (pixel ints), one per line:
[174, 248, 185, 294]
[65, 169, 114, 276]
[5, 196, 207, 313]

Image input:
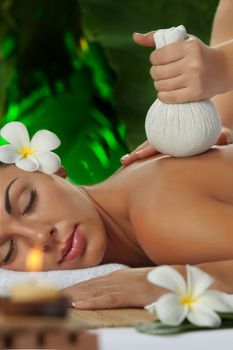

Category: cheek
[40, 182, 83, 218]
[37, 183, 72, 219]
[38, 178, 93, 222]
[82, 217, 107, 265]
[10, 239, 57, 272]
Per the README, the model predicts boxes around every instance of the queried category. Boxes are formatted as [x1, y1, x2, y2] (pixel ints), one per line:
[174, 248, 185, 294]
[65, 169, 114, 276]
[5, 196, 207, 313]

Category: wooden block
[0, 315, 98, 349]
[44, 331, 98, 350]
[11, 331, 37, 349]
[45, 330, 76, 349]
[0, 331, 98, 350]
[1, 296, 69, 318]
[77, 332, 99, 350]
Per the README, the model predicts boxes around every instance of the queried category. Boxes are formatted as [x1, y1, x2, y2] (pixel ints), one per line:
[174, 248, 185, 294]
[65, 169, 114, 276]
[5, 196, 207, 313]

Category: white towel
[0, 264, 128, 297]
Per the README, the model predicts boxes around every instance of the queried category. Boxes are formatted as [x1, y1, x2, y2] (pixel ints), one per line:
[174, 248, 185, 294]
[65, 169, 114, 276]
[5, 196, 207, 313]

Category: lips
[59, 225, 86, 263]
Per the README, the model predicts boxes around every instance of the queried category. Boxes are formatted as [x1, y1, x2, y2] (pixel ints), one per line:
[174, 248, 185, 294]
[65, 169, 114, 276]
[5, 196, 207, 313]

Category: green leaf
[136, 317, 233, 336]
[218, 312, 233, 320]
[136, 321, 201, 336]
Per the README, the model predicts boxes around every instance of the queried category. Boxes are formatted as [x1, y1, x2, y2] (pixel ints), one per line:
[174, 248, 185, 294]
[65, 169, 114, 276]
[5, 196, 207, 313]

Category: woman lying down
[0, 122, 233, 311]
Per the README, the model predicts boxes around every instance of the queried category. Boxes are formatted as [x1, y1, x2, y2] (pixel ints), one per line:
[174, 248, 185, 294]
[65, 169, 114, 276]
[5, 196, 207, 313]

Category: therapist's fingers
[120, 141, 160, 166]
[135, 144, 160, 159]
[133, 31, 156, 47]
[55, 166, 68, 178]
[216, 128, 233, 145]
[216, 132, 229, 145]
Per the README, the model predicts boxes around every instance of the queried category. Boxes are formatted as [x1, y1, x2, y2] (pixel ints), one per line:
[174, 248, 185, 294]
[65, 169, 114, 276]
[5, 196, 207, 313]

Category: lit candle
[10, 248, 60, 302]
[25, 247, 44, 271]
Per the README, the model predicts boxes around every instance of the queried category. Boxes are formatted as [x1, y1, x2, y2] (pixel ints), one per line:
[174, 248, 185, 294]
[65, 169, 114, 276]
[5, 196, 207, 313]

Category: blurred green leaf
[136, 313, 233, 336]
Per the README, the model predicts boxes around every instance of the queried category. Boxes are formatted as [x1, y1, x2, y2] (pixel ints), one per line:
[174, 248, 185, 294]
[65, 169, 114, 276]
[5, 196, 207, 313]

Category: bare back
[114, 145, 233, 265]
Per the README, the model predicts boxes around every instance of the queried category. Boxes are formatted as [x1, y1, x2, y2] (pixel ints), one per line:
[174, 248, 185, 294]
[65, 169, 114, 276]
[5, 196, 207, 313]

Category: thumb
[133, 31, 156, 47]
[216, 132, 229, 146]
[216, 127, 233, 146]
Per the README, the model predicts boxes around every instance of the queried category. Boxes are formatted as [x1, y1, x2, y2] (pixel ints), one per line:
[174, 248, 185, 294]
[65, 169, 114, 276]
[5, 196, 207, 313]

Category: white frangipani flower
[0, 122, 61, 174]
[145, 265, 233, 328]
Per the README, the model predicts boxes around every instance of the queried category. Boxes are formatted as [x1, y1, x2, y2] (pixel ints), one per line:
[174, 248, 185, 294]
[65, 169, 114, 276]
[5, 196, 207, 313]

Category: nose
[29, 225, 55, 249]
[7, 220, 55, 249]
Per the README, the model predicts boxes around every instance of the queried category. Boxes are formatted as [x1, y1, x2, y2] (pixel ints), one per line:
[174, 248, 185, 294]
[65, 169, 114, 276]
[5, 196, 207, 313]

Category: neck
[79, 174, 152, 267]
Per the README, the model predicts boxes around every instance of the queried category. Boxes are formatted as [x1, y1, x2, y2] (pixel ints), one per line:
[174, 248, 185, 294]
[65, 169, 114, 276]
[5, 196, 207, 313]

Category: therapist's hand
[120, 128, 232, 166]
[62, 267, 166, 309]
[133, 31, 227, 104]
[120, 140, 160, 166]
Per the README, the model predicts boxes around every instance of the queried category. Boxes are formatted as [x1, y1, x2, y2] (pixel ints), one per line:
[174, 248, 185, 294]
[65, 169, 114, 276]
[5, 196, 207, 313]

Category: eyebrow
[5, 177, 18, 214]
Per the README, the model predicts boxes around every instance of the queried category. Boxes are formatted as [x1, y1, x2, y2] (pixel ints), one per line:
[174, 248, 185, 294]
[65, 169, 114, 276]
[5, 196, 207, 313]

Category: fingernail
[120, 154, 129, 160]
[133, 32, 144, 36]
[72, 301, 87, 308]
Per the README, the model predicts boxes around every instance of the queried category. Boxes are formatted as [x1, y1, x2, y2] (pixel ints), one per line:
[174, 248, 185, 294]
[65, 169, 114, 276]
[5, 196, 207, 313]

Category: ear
[55, 166, 68, 179]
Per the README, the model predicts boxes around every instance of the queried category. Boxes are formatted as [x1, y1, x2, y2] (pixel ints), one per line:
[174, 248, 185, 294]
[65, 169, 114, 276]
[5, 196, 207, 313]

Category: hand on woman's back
[120, 140, 159, 166]
[120, 128, 232, 166]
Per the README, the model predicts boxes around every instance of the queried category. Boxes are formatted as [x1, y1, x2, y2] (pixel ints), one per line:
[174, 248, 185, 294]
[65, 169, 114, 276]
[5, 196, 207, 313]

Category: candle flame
[26, 247, 44, 272]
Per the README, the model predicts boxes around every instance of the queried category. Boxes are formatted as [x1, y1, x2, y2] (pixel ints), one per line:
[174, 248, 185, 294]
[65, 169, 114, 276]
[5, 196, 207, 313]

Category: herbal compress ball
[145, 25, 222, 157]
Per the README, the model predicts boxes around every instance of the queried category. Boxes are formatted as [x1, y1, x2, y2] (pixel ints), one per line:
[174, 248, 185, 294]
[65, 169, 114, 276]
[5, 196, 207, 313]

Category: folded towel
[0, 264, 128, 297]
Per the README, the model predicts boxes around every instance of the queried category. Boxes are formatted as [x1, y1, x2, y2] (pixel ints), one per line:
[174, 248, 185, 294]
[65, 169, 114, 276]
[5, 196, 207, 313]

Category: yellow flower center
[180, 293, 196, 309]
[20, 146, 34, 158]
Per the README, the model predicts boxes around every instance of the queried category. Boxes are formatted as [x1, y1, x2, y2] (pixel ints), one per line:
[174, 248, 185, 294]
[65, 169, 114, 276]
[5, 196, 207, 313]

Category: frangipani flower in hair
[0, 122, 61, 174]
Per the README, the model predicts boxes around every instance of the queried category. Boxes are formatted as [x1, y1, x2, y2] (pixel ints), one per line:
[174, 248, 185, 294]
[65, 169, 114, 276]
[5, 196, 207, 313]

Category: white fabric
[155, 25, 187, 48]
[145, 25, 222, 157]
[0, 264, 128, 297]
[92, 328, 233, 350]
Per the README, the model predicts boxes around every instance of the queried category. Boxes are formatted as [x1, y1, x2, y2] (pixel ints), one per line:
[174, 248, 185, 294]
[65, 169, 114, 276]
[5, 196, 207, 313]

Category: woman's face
[0, 165, 107, 271]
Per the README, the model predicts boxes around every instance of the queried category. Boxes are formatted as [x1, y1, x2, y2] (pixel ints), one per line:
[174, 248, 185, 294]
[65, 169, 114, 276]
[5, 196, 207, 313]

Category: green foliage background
[0, 0, 219, 184]
[80, 0, 219, 149]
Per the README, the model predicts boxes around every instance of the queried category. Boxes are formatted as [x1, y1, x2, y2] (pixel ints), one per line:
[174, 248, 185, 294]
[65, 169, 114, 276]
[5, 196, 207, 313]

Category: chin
[82, 234, 107, 268]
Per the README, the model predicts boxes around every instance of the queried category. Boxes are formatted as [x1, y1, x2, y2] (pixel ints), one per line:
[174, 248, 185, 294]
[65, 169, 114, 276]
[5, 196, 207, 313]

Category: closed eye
[22, 189, 37, 215]
[0, 240, 15, 266]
